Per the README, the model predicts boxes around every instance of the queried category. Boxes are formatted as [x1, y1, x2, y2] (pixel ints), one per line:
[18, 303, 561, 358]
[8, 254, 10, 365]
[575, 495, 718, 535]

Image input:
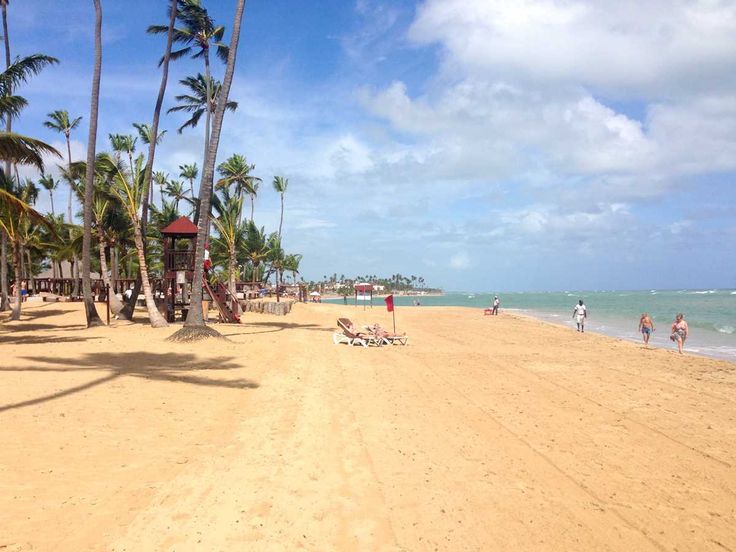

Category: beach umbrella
[310, 291, 321, 296]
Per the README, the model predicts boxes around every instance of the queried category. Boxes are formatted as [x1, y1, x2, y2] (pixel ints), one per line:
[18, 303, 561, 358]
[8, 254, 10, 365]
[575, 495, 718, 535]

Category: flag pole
[392, 307, 396, 334]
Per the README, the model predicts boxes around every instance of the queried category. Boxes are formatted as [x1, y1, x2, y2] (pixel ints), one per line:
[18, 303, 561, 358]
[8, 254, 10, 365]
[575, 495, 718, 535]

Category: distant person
[639, 313, 655, 346]
[123, 285, 133, 301]
[572, 299, 587, 332]
[492, 295, 500, 315]
[20, 280, 28, 302]
[670, 313, 689, 354]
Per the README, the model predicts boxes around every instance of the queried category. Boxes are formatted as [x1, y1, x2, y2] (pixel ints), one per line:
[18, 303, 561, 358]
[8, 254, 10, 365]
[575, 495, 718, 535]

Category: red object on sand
[385, 294, 394, 312]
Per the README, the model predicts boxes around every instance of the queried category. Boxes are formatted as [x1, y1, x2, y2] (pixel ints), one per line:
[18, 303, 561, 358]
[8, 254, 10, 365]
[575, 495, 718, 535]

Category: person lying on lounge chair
[367, 324, 408, 345]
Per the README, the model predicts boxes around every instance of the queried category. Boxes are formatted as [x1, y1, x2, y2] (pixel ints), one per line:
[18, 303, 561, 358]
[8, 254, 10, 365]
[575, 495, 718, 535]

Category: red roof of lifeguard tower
[161, 216, 198, 236]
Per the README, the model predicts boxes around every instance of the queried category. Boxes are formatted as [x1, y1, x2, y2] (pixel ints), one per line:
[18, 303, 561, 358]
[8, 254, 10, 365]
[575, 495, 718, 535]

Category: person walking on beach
[670, 313, 689, 354]
[639, 313, 655, 346]
[492, 295, 500, 315]
[572, 300, 587, 332]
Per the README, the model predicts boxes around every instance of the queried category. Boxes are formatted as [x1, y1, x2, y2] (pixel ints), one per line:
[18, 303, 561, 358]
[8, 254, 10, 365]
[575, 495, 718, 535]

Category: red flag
[384, 294, 394, 312]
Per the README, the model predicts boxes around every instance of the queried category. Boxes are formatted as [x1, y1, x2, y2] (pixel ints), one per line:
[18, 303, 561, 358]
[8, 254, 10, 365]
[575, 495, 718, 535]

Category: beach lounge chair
[334, 318, 382, 347]
[363, 324, 409, 346]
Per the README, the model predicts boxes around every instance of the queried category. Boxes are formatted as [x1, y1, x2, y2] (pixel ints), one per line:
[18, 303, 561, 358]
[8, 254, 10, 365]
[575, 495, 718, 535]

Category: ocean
[328, 289, 736, 362]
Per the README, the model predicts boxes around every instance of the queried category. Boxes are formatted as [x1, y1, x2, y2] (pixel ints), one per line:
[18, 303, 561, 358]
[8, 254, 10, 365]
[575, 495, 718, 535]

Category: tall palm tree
[164, 178, 189, 212]
[172, 0, 246, 340]
[1, 0, 10, 312]
[148, 0, 229, 153]
[266, 232, 284, 302]
[99, 153, 168, 327]
[109, 133, 137, 171]
[118, 0, 177, 322]
[167, 73, 237, 134]
[179, 162, 198, 198]
[272, 176, 288, 240]
[43, 110, 82, 223]
[39, 173, 58, 215]
[216, 153, 259, 222]
[80, 0, 104, 327]
[153, 170, 168, 208]
[132, 122, 166, 146]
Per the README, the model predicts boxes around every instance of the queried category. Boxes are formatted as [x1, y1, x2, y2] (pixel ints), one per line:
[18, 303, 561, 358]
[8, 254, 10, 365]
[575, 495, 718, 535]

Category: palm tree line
[0, 0, 300, 338]
[311, 273, 434, 294]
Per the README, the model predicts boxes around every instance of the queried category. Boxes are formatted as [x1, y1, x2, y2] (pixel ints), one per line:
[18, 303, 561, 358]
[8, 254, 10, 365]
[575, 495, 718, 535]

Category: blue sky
[10, 0, 736, 292]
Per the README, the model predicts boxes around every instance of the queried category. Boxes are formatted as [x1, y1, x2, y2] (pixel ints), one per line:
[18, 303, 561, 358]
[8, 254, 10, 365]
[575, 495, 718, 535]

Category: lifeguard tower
[160, 216, 240, 323]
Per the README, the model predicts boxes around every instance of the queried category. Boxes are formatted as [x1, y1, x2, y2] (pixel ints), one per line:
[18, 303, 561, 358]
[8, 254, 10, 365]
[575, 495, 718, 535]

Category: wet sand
[1, 301, 735, 551]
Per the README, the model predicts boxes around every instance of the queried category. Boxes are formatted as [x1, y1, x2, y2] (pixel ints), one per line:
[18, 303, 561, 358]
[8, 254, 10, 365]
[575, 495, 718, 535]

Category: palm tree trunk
[0, 4, 11, 312]
[278, 193, 284, 239]
[125, 0, 176, 323]
[250, 194, 254, 222]
[228, 245, 236, 295]
[66, 136, 73, 223]
[110, 245, 118, 292]
[0, 233, 9, 311]
[26, 249, 36, 294]
[97, 235, 124, 314]
[49, 190, 55, 215]
[131, 223, 168, 327]
[10, 239, 22, 320]
[81, 0, 104, 327]
[173, 0, 247, 341]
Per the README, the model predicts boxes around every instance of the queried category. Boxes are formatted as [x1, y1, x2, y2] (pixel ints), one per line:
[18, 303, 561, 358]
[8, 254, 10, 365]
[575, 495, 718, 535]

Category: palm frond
[0, 132, 62, 171]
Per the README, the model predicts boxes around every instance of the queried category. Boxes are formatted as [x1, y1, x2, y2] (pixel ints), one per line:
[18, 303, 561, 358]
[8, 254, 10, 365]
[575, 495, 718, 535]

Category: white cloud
[450, 251, 471, 269]
[409, 0, 736, 97]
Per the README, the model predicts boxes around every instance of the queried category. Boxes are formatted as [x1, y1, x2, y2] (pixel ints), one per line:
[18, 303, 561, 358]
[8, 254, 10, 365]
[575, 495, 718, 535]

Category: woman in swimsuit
[670, 313, 688, 354]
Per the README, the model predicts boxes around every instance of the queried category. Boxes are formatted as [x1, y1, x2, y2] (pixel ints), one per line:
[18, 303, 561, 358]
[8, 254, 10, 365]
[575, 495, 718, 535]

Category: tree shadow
[0, 323, 87, 333]
[0, 335, 104, 346]
[0, 352, 258, 414]
[221, 321, 331, 337]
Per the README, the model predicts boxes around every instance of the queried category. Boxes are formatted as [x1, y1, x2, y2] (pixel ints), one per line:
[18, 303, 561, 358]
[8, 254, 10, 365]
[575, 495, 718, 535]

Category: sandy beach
[1, 301, 735, 551]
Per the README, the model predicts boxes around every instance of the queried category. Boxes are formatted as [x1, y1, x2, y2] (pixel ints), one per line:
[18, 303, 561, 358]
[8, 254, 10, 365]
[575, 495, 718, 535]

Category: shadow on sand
[0, 352, 258, 413]
[220, 321, 331, 338]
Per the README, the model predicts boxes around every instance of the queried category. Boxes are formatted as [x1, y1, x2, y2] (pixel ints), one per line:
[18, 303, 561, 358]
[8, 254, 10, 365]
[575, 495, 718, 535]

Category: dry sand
[1, 301, 735, 551]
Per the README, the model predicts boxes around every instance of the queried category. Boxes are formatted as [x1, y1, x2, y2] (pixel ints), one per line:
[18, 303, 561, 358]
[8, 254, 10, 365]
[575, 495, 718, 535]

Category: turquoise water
[328, 290, 736, 362]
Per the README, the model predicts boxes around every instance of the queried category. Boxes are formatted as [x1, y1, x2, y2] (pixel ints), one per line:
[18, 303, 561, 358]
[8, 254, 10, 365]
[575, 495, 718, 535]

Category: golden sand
[1, 301, 735, 551]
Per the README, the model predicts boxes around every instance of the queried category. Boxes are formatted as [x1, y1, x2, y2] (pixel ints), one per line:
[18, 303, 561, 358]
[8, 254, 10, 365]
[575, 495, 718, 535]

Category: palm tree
[164, 178, 189, 212]
[132, 122, 166, 146]
[1, 0, 10, 312]
[99, 153, 168, 327]
[283, 253, 302, 285]
[0, 186, 55, 319]
[43, 110, 82, 223]
[216, 153, 259, 222]
[1, 53, 59, 310]
[171, 0, 246, 341]
[267, 233, 284, 302]
[179, 162, 198, 198]
[211, 193, 245, 295]
[242, 220, 270, 284]
[153, 170, 168, 208]
[39, 173, 58, 215]
[109, 133, 137, 171]
[89, 183, 125, 314]
[118, 0, 177, 322]
[80, 0, 105, 327]
[148, 0, 229, 153]
[272, 176, 288, 239]
[167, 73, 237, 134]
